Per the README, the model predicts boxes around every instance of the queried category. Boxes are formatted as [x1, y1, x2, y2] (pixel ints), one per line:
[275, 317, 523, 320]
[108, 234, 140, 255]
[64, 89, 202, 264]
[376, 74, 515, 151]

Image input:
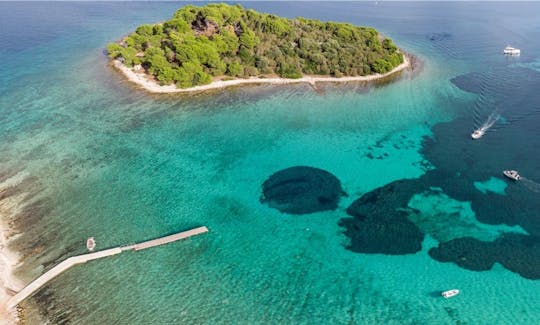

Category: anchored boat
[441, 289, 460, 298]
[86, 237, 96, 251]
[503, 46, 520, 56]
[503, 170, 521, 181]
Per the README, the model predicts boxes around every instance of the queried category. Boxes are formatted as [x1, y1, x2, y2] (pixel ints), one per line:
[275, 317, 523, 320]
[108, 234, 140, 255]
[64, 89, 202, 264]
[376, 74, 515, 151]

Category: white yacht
[503, 170, 521, 181]
[503, 46, 520, 56]
[441, 289, 460, 298]
[86, 237, 96, 251]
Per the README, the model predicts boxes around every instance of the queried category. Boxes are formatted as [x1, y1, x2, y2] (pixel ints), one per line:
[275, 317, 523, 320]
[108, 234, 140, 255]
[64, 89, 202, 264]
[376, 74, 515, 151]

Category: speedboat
[503, 170, 521, 181]
[441, 289, 460, 298]
[503, 46, 520, 56]
[471, 128, 485, 139]
[86, 237, 96, 251]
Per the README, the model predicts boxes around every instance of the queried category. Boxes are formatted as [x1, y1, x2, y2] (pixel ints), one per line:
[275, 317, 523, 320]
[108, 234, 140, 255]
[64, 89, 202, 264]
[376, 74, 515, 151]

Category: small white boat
[503, 46, 520, 56]
[441, 289, 460, 298]
[86, 237, 96, 251]
[471, 128, 485, 139]
[503, 170, 521, 181]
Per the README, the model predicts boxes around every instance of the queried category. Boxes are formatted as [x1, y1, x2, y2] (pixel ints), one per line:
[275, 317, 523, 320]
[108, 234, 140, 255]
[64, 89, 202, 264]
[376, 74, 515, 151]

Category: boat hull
[86, 237, 96, 251]
[471, 131, 484, 139]
[503, 170, 521, 181]
[504, 46, 521, 55]
[442, 289, 460, 298]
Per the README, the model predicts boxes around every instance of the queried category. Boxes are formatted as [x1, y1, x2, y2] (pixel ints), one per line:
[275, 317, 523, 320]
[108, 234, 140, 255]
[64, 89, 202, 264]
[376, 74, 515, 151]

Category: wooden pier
[8, 226, 208, 308]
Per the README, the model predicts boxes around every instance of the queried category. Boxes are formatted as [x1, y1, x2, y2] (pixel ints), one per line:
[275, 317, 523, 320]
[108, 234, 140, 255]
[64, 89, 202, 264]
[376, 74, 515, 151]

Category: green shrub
[227, 62, 244, 77]
[110, 3, 403, 88]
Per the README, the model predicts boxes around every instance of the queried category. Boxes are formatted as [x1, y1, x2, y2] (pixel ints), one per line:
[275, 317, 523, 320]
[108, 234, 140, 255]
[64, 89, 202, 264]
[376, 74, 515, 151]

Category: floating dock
[8, 226, 208, 308]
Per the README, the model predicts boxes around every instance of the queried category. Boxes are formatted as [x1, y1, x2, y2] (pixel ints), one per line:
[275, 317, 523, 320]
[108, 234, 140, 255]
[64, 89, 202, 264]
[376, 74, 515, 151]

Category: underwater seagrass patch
[260, 166, 346, 215]
[429, 233, 540, 280]
[339, 180, 425, 255]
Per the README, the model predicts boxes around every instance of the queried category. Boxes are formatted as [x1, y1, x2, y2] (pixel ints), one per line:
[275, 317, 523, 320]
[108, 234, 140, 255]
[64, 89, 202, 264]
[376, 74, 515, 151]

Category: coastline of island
[0, 243, 22, 325]
[0, 204, 24, 324]
[112, 53, 411, 94]
[108, 3, 409, 94]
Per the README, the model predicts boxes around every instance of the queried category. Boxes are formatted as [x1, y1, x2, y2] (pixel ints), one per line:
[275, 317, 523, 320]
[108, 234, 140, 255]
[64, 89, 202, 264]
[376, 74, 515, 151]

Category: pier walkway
[8, 226, 208, 308]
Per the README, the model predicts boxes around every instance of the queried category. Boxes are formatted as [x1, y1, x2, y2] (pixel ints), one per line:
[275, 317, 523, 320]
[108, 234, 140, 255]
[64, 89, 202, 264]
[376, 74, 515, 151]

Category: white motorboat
[503, 170, 521, 181]
[441, 289, 460, 298]
[503, 46, 520, 56]
[471, 128, 485, 139]
[86, 237, 96, 251]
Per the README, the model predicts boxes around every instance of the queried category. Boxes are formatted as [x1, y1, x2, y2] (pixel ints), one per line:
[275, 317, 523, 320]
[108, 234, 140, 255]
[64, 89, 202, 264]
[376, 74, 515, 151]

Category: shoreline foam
[112, 54, 411, 94]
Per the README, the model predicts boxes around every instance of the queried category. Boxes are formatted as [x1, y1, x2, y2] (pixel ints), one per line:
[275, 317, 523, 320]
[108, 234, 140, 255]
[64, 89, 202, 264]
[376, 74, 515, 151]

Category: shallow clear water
[1, 1, 539, 324]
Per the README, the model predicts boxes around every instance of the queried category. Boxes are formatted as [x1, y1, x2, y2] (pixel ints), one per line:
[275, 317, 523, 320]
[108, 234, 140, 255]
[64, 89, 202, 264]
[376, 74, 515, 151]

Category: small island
[108, 3, 409, 93]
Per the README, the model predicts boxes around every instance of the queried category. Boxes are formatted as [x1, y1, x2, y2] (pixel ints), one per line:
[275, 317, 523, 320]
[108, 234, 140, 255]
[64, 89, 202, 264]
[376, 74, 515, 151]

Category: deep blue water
[1, 2, 539, 324]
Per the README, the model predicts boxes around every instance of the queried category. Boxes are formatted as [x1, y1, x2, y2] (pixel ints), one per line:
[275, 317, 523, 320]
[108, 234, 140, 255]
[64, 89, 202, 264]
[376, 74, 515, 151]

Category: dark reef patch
[428, 237, 496, 271]
[338, 66, 540, 279]
[450, 67, 540, 97]
[422, 121, 540, 237]
[426, 32, 452, 42]
[495, 234, 540, 280]
[339, 164, 540, 277]
[340, 179, 425, 255]
[429, 234, 540, 279]
[361, 133, 420, 163]
[260, 166, 346, 214]
[450, 72, 485, 94]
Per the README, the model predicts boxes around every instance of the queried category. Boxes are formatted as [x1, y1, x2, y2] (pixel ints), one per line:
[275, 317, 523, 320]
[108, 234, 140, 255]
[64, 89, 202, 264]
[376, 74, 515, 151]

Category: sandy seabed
[0, 54, 411, 324]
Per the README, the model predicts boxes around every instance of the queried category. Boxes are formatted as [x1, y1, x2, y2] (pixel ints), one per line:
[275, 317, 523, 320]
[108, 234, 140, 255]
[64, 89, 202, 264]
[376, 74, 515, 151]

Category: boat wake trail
[478, 111, 500, 132]
[471, 110, 500, 139]
[470, 70, 503, 138]
[425, 32, 463, 60]
[520, 177, 540, 193]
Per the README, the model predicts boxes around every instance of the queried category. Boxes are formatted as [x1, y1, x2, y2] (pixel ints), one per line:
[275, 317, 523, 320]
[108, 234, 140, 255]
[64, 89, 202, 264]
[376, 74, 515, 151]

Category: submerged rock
[260, 166, 346, 214]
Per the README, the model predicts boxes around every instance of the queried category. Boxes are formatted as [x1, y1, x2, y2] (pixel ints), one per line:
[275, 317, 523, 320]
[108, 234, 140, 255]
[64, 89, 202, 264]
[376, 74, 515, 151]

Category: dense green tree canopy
[108, 3, 403, 89]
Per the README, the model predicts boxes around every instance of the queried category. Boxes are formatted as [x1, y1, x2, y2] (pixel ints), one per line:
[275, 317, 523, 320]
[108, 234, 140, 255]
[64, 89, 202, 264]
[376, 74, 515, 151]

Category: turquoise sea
[1, 1, 539, 324]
